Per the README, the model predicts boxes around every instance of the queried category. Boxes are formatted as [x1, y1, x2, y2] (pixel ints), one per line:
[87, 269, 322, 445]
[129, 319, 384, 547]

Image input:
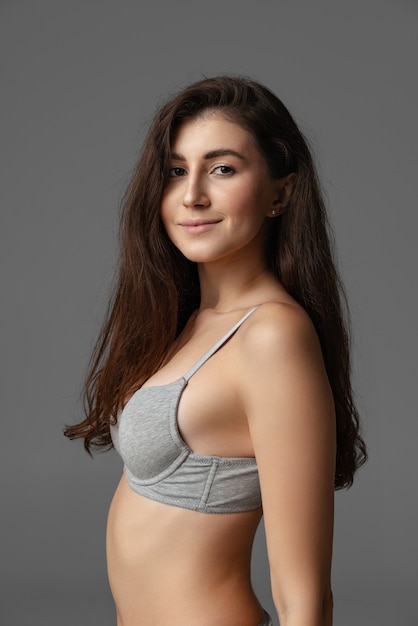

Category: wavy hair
[64, 76, 367, 488]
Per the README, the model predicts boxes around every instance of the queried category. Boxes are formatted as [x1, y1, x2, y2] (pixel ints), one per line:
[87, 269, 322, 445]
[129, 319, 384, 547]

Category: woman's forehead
[170, 112, 256, 154]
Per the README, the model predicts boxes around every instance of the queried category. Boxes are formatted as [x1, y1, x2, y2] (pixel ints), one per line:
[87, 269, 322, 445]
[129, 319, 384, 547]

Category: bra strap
[183, 306, 258, 382]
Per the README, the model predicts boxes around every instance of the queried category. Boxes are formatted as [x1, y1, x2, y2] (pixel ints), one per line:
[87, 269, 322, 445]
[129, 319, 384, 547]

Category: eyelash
[168, 164, 236, 178]
[168, 167, 187, 178]
[213, 165, 236, 176]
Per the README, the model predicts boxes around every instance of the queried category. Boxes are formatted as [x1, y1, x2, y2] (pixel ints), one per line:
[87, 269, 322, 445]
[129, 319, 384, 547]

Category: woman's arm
[240, 303, 336, 626]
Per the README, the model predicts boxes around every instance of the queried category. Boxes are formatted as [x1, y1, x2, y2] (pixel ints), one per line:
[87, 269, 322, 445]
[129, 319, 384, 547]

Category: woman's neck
[197, 255, 276, 313]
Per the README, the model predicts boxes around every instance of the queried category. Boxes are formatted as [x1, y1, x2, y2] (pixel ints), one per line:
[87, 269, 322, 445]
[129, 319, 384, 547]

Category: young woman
[65, 76, 367, 626]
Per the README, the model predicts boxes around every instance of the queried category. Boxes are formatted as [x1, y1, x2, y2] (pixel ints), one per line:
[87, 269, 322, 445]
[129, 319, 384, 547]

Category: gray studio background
[1, 1, 417, 625]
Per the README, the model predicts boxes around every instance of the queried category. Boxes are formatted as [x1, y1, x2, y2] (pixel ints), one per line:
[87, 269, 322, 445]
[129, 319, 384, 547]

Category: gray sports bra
[110, 307, 261, 514]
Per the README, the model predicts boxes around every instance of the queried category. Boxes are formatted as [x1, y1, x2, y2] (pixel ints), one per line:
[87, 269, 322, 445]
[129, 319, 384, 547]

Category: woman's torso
[106, 303, 286, 625]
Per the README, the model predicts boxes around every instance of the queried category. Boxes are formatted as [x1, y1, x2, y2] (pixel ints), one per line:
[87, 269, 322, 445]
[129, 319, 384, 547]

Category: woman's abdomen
[106, 473, 263, 626]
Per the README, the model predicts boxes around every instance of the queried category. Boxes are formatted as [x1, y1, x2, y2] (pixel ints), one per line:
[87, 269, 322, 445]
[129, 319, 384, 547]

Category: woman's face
[160, 112, 281, 266]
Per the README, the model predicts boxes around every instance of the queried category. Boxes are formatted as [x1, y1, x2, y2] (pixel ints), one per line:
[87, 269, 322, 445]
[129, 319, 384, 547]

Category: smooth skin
[106, 112, 335, 626]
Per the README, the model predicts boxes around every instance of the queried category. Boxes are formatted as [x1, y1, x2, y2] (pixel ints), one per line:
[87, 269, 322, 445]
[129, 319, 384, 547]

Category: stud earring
[271, 209, 277, 216]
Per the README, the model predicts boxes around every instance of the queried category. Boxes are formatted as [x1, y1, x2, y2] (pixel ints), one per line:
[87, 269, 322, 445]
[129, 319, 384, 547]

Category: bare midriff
[106, 472, 264, 626]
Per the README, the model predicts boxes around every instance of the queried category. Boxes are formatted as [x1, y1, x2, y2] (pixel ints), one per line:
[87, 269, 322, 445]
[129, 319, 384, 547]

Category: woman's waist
[107, 476, 262, 577]
[109, 560, 262, 626]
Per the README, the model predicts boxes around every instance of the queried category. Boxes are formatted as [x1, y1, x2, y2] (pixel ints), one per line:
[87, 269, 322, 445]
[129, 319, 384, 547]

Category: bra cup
[117, 379, 187, 482]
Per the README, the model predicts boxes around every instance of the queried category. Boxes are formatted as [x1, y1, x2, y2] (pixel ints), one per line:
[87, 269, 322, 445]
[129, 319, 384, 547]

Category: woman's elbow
[273, 585, 334, 626]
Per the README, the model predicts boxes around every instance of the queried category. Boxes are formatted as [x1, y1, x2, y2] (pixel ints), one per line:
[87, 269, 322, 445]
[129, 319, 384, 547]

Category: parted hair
[64, 76, 367, 488]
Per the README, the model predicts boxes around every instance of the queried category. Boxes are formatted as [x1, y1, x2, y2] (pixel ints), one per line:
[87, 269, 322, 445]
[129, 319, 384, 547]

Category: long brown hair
[64, 76, 367, 488]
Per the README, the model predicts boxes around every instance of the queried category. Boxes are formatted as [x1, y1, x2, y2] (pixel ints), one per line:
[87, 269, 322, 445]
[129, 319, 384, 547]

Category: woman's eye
[212, 165, 235, 176]
[169, 167, 186, 178]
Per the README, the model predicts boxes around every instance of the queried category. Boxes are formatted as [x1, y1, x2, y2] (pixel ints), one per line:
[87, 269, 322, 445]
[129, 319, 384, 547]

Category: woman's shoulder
[237, 300, 323, 375]
[237, 300, 333, 430]
[244, 300, 318, 346]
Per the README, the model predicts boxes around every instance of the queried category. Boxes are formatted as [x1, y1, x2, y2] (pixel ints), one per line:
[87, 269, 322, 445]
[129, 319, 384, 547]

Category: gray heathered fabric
[111, 307, 262, 514]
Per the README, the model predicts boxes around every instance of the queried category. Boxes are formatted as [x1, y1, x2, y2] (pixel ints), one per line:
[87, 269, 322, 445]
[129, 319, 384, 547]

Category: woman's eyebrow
[170, 149, 246, 161]
[204, 149, 246, 160]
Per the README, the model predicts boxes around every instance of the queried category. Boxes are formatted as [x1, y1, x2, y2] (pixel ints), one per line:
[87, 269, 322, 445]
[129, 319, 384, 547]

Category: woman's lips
[178, 220, 221, 234]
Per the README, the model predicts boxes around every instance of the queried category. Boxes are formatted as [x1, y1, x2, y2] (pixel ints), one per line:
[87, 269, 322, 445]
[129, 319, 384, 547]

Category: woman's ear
[267, 173, 296, 217]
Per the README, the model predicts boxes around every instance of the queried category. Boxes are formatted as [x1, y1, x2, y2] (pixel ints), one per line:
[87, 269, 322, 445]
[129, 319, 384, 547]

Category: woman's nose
[182, 175, 210, 208]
